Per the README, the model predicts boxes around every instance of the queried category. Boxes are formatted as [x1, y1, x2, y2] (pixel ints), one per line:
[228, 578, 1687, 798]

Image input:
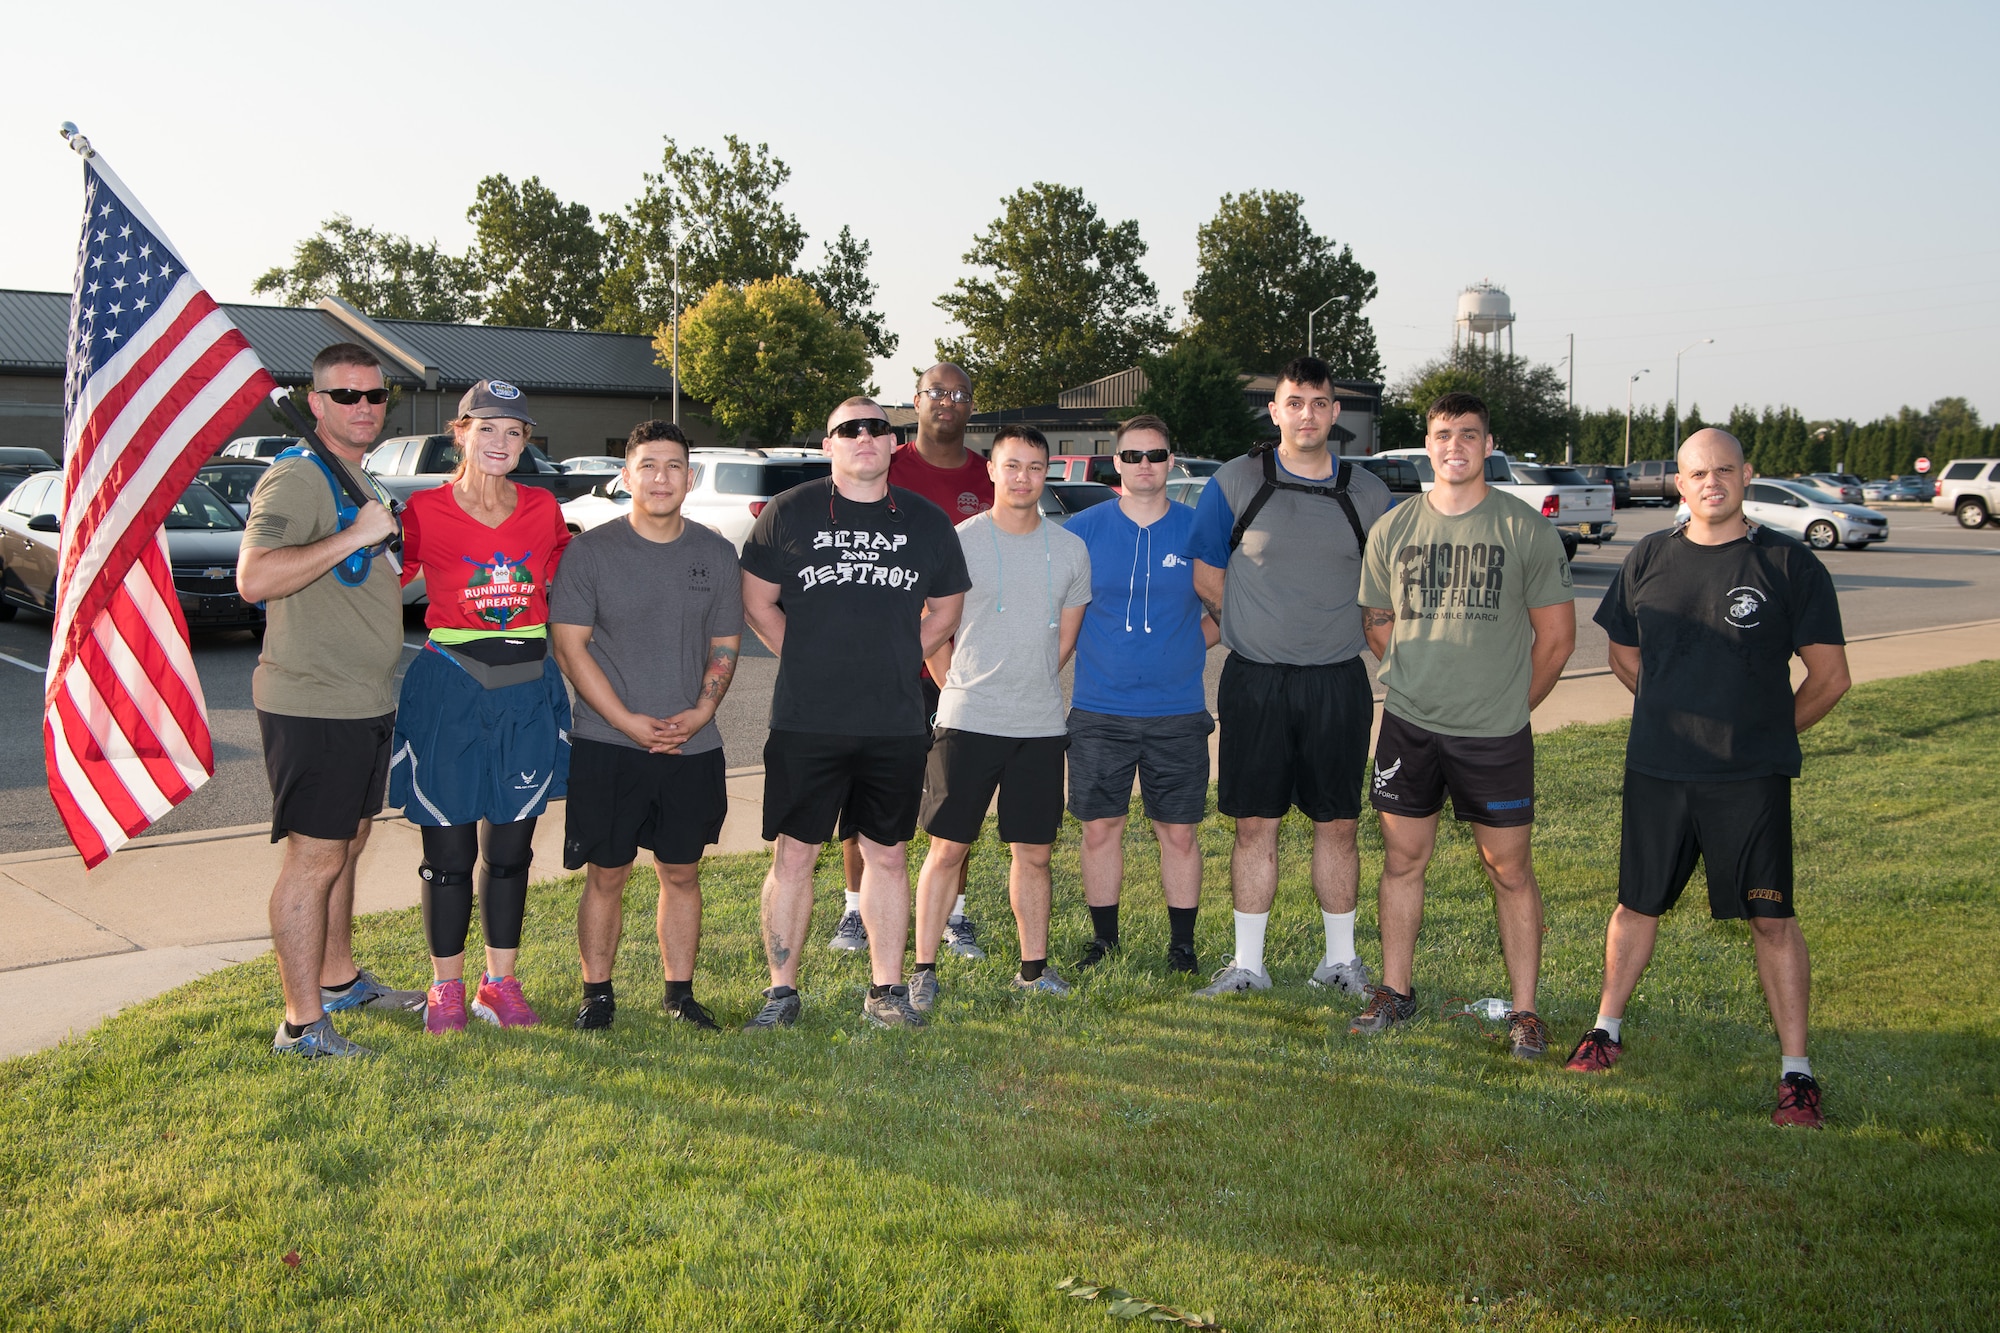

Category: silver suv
[560, 447, 832, 550]
[1930, 458, 2000, 528]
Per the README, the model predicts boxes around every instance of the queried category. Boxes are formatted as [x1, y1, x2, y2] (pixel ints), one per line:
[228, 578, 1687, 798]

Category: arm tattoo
[1200, 595, 1224, 623]
[1363, 608, 1395, 629]
[699, 643, 738, 706]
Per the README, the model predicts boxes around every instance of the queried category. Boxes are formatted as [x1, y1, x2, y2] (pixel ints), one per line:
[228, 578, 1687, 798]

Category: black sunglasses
[315, 387, 389, 405]
[828, 417, 893, 439]
[1118, 448, 1170, 464]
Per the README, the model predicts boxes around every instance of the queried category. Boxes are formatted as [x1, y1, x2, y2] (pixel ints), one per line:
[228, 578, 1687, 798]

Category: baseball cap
[457, 379, 537, 425]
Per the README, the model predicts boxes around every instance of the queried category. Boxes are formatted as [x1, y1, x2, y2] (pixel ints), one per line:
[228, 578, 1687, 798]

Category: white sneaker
[1307, 957, 1372, 995]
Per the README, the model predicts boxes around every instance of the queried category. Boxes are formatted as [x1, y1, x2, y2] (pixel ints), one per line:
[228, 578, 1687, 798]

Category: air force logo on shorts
[1726, 586, 1766, 628]
[1372, 756, 1402, 798]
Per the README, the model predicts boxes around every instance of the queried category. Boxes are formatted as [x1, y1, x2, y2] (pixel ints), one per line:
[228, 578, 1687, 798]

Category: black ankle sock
[914, 961, 937, 974]
[1088, 904, 1120, 944]
[583, 979, 614, 1000]
[768, 985, 797, 999]
[663, 979, 693, 1003]
[1168, 906, 1198, 948]
[323, 975, 358, 994]
[283, 1020, 309, 1039]
[868, 983, 893, 999]
[1020, 958, 1046, 982]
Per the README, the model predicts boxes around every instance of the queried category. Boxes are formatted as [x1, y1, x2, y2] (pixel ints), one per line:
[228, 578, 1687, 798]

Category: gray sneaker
[1194, 960, 1272, 997]
[1348, 983, 1419, 1034]
[862, 985, 927, 1028]
[1011, 967, 1071, 995]
[907, 968, 940, 1013]
[943, 915, 985, 961]
[321, 967, 425, 1014]
[1307, 957, 1373, 996]
[271, 1015, 370, 1058]
[742, 988, 801, 1031]
[827, 910, 868, 952]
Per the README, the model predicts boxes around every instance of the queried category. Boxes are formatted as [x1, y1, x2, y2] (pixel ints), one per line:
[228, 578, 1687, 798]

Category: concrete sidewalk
[5, 618, 1998, 1059]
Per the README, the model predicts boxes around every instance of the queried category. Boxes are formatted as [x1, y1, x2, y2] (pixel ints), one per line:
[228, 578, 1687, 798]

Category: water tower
[1454, 281, 1515, 354]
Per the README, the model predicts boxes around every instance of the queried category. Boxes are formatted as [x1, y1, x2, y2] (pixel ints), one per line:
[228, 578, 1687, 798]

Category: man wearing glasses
[740, 397, 970, 1029]
[1062, 415, 1219, 974]
[238, 342, 424, 1057]
[827, 363, 994, 957]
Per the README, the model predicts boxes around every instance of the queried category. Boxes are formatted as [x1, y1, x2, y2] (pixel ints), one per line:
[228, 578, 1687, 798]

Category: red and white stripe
[45, 163, 275, 867]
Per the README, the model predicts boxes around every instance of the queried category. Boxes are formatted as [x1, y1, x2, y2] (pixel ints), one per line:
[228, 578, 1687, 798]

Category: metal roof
[0, 290, 73, 373]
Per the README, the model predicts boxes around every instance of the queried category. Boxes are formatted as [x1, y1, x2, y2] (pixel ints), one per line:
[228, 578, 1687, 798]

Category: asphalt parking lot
[1, 504, 1992, 855]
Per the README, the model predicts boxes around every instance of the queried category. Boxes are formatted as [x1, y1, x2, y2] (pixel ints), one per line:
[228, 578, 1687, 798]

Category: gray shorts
[1065, 708, 1214, 825]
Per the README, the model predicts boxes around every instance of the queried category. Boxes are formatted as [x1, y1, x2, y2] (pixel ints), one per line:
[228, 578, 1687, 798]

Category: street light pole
[1306, 295, 1341, 361]
[1672, 336, 1714, 445]
[670, 242, 681, 426]
[1559, 332, 1575, 463]
[1624, 368, 1650, 467]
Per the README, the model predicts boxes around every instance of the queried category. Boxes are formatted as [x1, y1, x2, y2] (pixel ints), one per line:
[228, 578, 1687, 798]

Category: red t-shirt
[401, 484, 571, 634]
[889, 443, 993, 521]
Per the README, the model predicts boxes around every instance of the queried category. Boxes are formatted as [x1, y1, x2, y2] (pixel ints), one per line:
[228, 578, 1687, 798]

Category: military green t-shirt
[242, 453, 404, 719]
[1359, 488, 1574, 737]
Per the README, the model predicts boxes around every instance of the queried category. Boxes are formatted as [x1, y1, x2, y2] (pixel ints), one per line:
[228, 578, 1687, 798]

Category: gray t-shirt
[1185, 450, 1393, 666]
[548, 518, 745, 755]
[936, 511, 1092, 738]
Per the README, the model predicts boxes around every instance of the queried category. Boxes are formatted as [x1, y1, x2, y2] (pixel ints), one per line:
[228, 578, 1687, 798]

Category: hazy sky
[3, 1, 1992, 422]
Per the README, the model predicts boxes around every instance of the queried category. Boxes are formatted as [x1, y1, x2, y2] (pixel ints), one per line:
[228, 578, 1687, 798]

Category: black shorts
[1065, 708, 1213, 825]
[1618, 769, 1794, 920]
[763, 730, 929, 847]
[258, 710, 393, 843]
[563, 738, 728, 869]
[920, 729, 1067, 846]
[1217, 654, 1371, 823]
[1369, 712, 1535, 828]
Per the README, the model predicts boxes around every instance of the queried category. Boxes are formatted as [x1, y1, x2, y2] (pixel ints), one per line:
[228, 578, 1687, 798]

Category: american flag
[47, 148, 276, 867]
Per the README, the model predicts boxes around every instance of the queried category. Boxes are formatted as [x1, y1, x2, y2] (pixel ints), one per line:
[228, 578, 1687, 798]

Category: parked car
[0, 447, 59, 489]
[1797, 473, 1864, 505]
[560, 447, 835, 549]
[0, 471, 263, 628]
[1049, 453, 1189, 492]
[1678, 479, 1888, 550]
[363, 433, 598, 506]
[1164, 477, 1208, 506]
[1863, 476, 1932, 503]
[1373, 449, 1617, 559]
[1625, 458, 1678, 505]
[1928, 457, 2000, 528]
[1571, 463, 1632, 508]
[1038, 481, 1119, 524]
[1342, 454, 1425, 507]
[559, 455, 626, 474]
[218, 436, 300, 460]
[1176, 457, 1225, 478]
[195, 456, 270, 518]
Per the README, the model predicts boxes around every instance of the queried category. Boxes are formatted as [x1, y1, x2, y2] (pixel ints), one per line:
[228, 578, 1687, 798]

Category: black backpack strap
[1226, 449, 1368, 556]
[1330, 460, 1366, 554]
[1226, 446, 1280, 552]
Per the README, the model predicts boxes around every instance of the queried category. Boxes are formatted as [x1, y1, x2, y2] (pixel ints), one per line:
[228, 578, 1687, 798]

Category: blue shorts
[389, 646, 570, 827]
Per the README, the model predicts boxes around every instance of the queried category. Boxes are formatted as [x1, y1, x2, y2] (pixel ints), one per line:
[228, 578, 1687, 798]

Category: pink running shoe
[472, 975, 540, 1029]
[425, 978, 467, 1035]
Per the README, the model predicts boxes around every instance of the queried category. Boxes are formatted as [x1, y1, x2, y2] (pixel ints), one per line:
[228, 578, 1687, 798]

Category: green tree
[600, 136, 807, 337]
[1126, 341, 1262, 460]
[807, 226, 897, 360]
[1924, 396, 1981, 443]
[935, 183, 1171, 412]
[1390, 346, 1569, 459]
[252, 215, 480, 321]
[466, 174, 606, 330]
[671, 276, 871, 446]
[1183, 190, 1382, 380]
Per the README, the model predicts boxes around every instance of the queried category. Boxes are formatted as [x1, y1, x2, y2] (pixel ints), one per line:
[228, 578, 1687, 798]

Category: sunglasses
[828, 417, 893, 439]
[315, 387, 390, 405]
[1118, 448, 1170, 464]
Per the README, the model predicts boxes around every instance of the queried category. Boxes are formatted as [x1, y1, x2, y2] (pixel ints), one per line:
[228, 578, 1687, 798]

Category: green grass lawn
[4, 665, 1998, 1331]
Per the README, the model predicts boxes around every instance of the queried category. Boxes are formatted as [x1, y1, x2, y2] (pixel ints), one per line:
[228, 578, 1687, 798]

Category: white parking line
[0, 651, 45, 674]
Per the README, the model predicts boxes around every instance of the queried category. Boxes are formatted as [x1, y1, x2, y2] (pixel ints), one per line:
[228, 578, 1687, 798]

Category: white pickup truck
[1373, 449, 1617, 560]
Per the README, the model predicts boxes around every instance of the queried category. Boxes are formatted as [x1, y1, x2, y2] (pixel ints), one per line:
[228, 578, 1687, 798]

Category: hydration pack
[1226, 443, 1368, 555]
[274, 445, 389, 587]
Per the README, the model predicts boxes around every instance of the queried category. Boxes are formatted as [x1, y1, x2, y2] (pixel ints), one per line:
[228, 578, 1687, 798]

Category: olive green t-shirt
[243, 453, 404, 719]
[1358, 488, 1574, 737]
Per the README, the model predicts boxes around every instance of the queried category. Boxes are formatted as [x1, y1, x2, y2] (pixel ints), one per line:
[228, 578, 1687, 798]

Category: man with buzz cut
[1565, 428, 1848, 1128]
[828, 362, 995, 959]
[551, 419, 744, 1033]
[909, 425, 1091, 1010]
[739, 396, 970, 1030]
[1353, 391, 1576, 1059]
[1063, 413, 1219, 974]
[1186, 355, 1393, 998]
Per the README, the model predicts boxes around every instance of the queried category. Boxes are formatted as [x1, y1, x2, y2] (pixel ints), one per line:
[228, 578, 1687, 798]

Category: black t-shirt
[1594, 525, 1845, 781]
[740, 477, 972, 736]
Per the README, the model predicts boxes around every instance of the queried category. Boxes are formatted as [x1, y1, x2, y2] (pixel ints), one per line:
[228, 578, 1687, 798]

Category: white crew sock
[1595, 1013, 1623, 1043]
[843, 890, 861, 913]
[1232, 911, 1269, 976]
[1782, 1055, 1813, 1079]
[1321, 910, 1357, 966]
[949, 895, 967, 923]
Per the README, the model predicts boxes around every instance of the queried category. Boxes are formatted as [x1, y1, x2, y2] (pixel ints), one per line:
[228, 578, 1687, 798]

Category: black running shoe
[1076, 937, 1118, 970]
[742, 988, 801, 1031]
[573, 994, 616, 1031]
[666, 995, 720, 1031]
[1165, 942, 1199, 974]
[1349, 983, 1418, 1034]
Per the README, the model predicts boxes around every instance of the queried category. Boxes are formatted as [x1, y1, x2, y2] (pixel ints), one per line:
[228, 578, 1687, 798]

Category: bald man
[1566, 429, 1851, 1129]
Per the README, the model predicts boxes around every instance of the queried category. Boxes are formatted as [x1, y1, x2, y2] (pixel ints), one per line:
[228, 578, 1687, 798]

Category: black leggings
[419, 818, 537, 960]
